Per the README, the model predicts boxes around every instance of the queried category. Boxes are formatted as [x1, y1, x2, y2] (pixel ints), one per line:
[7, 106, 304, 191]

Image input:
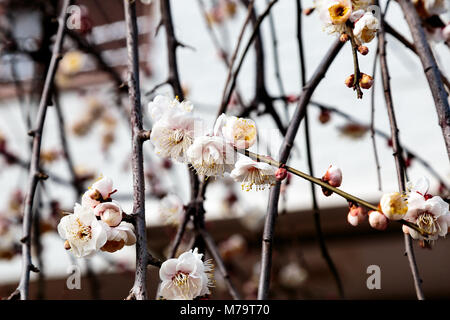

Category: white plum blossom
[353, 12, 379, 44]
[380, 192, 408, 220]
[214, 114, 257, 149]
[148, 95, 204, 163]
[82, 176, 115, 209]
[317, 0, 353, 24]
[101, 222, 137, 253]
[57, 203, 108, 258]
[158, 248, 214, 300]
[230, 156, 277, 191]
[403, 177, 450, 241]
[150, 111, 203, 162]
[187, 135, 235, 177]
[94, 200, 123, 227]
[148, 95, 193, 122]
[158, 194, 184, 225]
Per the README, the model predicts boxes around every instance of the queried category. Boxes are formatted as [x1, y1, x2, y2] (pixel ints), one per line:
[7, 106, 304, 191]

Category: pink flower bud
[275, 167, 288, 181]
[368, 210, 388, 231]
[322, 165, 342, 188]
[94, 201, 123, 227]
[92, 176, 114, 199]
[347, 205, 367, 227]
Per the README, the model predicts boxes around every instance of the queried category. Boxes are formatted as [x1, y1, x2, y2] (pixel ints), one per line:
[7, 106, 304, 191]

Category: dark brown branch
[218, 0, 255, 117]
[11, 0, 72, 300]
[296, 0, 344, 299]
[257, 39, 344, 300]
[397, 0, 450, 160]
[123, 0, 149, 300]
[377, 2, 425, 300]
[220, 0, 278, 115]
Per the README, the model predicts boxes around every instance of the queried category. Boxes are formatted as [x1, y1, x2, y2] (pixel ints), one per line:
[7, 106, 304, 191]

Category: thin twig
[9, 0, 72, 300]
[123, 0, 149, 300]
[199, 227, 242, 300]
[257, 39, 344, 300]
[377, 1, 425, 300]
[218, 0, 255, 117]
[296, 0, 344, 299]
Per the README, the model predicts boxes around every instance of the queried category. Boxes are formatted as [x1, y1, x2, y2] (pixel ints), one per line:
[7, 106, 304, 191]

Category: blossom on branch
[402, 178, 450, 241]
[149, 95, 204, 163]
[57, 203, 108, 258]
[214, 113, 257, 149]
[353, 11, 379, 44]
[158, 248, 214, 300]
[230, 156, 277, 191]
[187, 135, 236, 177]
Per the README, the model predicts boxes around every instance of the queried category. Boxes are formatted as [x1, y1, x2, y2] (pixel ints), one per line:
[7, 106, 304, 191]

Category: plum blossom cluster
[158, 248, 214, 300]
[314, 0, 378, 95]
[148, 95, 278, 191]
[57, 176, 136, 258]
[348, 177, 450, 245]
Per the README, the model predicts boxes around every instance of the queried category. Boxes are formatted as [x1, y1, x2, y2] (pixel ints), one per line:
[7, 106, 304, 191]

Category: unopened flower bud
[318, 109, 331, 124]
[347, 204, 367, 226]
[368, 210, 388, 231]
[339, 33, 349, 42]
[358, 45, 369, 55]
[275, 167, 288, 181]
[64, 240, 71, 250]
[94, 201, 123, 227]
[345, 74, 355, 88]
[322, 165, 342, 187]
[359, 73, 374, 89]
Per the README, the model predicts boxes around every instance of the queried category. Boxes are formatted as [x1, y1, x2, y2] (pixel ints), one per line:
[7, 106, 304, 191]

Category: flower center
[329, 4, 350, 24]
[389, 193, 408, 216]
[417, 212, 439, 235]
[76, 219, 92, 240]
[169, 129, 185, 145]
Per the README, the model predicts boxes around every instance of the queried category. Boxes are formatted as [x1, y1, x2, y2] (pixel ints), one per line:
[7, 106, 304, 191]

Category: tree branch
[123, 0, 148, 300]
[257, 39, 344, 300]
[10, 0, 73, 301]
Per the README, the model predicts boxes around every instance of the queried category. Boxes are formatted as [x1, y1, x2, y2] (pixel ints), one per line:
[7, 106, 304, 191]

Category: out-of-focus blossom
[159, 248, 214, 300]
[230, 157, 277, 191]
[158, 194, 184, 226]
[148, 95, 193, 122]
[219, 234, 247, 261]
[338, 123, 369, 139]
[59, 51, 85, 75]
[57, 203, 108, 258]
[279, 262, 308, 288]
[214, 114, 257, 149]
[187, 135, 235, 177]
[94, 200, 123, 227]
